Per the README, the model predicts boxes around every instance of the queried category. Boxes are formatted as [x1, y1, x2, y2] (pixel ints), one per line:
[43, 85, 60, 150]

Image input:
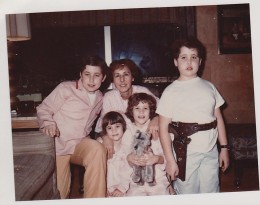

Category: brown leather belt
[170, 120, 217, 137]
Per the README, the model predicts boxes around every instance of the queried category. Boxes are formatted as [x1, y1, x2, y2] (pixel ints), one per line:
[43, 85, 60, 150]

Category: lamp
[6, 14, 31, 41]
[6, 14, 31, 112]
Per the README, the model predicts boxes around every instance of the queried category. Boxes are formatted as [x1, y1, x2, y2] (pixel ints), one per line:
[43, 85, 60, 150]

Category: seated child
[99, 111, 132, 197]
[125, 93, 173, 196]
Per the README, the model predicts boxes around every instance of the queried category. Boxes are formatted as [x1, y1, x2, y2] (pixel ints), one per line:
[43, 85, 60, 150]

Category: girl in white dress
[99, 111, 132, 197]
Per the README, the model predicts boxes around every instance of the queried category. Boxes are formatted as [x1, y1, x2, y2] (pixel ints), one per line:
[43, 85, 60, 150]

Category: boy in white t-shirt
[156, 37, 229, 194]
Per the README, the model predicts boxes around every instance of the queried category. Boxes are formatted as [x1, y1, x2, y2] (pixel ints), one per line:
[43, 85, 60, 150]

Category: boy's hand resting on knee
[42, 124, 60, 137]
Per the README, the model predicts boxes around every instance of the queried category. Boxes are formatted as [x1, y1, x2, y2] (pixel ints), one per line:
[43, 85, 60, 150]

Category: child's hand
[107, 191, 111, 197]
[102, 134, 115, 159]
[147, 115, 159, 140]
[110, 189, 124, 197]
[96, 137, 103, 143]
[219, 148, 230, 172]
[127, 153, 147, 166]
[168, 184, 177, 195]
[143, 151, 159, 165]
[42, 124, 60, 137]
[166, 160, 179, 181]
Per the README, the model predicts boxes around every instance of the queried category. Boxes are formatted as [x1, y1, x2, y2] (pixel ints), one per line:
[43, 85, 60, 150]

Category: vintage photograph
[1, 1, 259, 205]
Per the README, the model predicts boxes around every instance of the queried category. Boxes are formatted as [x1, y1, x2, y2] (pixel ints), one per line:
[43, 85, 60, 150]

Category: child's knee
[94, 140, 106, 155]
[92, 140, 106, 156]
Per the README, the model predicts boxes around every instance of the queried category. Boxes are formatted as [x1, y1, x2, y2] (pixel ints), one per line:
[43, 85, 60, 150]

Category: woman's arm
[147, 115, 159, 140]
[141, 86, 160, 140]
[215, 108, 230, 172]
[95, 92, 116, 157]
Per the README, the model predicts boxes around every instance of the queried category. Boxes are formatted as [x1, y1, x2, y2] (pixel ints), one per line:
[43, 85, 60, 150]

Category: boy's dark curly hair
[126, 93, 157, 122]
[171, 37, 206, 61]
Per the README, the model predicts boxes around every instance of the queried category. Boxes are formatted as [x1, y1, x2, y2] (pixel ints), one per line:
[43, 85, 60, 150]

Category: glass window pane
[111, 23, 185, 78]
[9, 26, 104, 97]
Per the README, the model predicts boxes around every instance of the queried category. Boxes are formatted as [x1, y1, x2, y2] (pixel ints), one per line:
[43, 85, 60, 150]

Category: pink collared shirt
[37, 80, 103, 155]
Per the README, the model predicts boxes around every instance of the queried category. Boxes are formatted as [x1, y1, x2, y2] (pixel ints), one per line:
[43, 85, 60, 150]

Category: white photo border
[0, 0, 259, 205]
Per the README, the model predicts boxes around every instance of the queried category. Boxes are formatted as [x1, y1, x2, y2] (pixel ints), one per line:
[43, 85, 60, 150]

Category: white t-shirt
[86, 92, 96, 106]
[156, 77, 225, 153]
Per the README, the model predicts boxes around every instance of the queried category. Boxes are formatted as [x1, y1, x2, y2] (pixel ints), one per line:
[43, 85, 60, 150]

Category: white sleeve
[156, 88, 174, 119]
[213, 85, 225, 109]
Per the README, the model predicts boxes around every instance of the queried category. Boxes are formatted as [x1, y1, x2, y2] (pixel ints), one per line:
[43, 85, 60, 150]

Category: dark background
[7, 7, 196, 98]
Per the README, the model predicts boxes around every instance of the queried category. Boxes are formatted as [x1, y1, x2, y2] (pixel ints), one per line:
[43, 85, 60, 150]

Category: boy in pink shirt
[37, 55, 109, 199]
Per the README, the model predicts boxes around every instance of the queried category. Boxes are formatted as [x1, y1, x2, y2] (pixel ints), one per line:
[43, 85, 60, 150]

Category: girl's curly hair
[126, 93, 157, 122]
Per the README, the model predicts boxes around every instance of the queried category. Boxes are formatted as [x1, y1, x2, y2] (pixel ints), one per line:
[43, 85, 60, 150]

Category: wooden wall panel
[30, 7, 195, 36]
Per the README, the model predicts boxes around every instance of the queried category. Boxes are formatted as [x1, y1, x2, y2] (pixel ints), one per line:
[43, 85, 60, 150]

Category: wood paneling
[30, 7, 196, 36]
[196, 6, 255, 124]
[12, 117, 39, 129]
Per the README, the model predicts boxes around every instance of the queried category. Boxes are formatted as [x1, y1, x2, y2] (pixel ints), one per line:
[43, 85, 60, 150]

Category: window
[111, 23, 184, 78]
[7, 7, 195, 97]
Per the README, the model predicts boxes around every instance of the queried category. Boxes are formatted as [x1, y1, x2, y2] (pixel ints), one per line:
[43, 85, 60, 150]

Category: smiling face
[80, 65, 106, 93]
[112, 66, 134, 99]
[106, 123, 124, 141]
[174, 46, 202, 81]
[132, 101, 150, 129]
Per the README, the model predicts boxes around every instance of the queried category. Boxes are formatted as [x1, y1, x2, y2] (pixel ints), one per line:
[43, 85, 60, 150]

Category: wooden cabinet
[12, 116, 39, 129]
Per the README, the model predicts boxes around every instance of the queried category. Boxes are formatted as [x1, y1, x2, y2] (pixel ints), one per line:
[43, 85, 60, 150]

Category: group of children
[37, 37, 229, 199]
[99, 93, 171, 197]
